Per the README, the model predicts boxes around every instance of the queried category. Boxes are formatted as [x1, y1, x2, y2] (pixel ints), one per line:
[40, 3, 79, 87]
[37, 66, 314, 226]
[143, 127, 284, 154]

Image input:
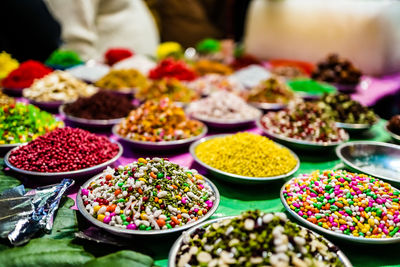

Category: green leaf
[0, 238, 94, 267]
[0, 159, 21, 194]
[44, 197, 78, 240]
[84, 250, 154, 267]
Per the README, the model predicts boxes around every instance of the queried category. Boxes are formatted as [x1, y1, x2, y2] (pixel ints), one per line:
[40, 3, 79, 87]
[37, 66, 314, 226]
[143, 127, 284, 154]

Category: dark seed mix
[312, 54, 362, 85]
[63, 91, 135, 120]
[319, 93, 377, 124]
[9, 127, 119, 172]
[388, 115, 400, 135]
[175, 210, 344, 267]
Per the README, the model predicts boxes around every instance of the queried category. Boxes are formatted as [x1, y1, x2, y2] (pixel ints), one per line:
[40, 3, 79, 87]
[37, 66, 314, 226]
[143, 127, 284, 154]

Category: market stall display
[77, 158, 219, 236]
[113, 98, 206, 150]
[5, 127, 122, 180]
[246, 77, 296, 110]
[136, 78, 198, 104]
[282, 170, 400, 244]
[60, 91, 135, 128]
[170, 210, 351, 267]
[258, 101, 349, 149]
[336, 141, 400, 184]
[23, 70, 97, 109]
[186, 91, 261, 128]
[191, 132, 299, 184]
[319, 93, 378, 133]
[1, 60, 52, 96]
[95, 69, 148, 95]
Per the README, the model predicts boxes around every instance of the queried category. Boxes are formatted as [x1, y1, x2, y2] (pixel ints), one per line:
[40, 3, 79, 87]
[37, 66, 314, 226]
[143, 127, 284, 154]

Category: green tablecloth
[155, 120, 400, 267]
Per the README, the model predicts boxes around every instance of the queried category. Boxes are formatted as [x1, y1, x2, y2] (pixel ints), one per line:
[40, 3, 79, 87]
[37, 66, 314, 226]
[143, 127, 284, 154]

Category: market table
[62, 119, 400, 267]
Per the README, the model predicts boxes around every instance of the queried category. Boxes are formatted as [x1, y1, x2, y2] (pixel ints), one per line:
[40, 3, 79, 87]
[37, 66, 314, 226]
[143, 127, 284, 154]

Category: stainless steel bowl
[335, 117, 379, 134]
[59, 104, 124, 128]
[188, 109, 262, 129]
[76, 172, 220, 237]
[0, 143, 25, 156]
[168, 216, 353, 267]
[385, 123, 400, 144]
[257, 119, 349, 151]
[281, 178, 400, 244]
[112, 123, 208, 151]
[189, 134, 300, 184]
[4, 140, 123, 181]
[336, 141, 400, 184]
[249, 101, 286, 111]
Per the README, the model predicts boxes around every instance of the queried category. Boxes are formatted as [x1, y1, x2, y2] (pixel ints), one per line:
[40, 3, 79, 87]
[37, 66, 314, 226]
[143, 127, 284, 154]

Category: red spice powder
[1, 60, 53, 89]
[149, 58, 197, 81]
[8, 127, 119, 172]
[105, 48, 134, 66]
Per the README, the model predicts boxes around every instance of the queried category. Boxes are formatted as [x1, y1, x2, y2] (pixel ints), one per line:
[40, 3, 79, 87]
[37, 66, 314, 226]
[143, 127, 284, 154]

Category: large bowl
[248, 101, 286, 111]
[76, 173, 220, 237]
[112, 123, 208, 151]
[59, 104, 124, 128]
[336, 141, 400, 184]
[189, 134, 300, 184]
[188, 109, 262, 129]
[4, 140, 123, 181]
[385, 123, 400, 144]
[257, 119, 349, 151]
[335, 117, 379, 134]
[281, 178, 400, 244]
[168, 216, 353, 267]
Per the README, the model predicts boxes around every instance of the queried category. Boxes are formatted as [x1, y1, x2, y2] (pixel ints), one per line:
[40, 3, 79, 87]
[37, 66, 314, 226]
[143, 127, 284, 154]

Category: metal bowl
[189, 134, 300, 184]
[112, 123, 208, 151]
[4, 140, 123, 181]
[336, 141, 400, 184]
[0, 143, 26, 156]
[385, 123, 400, 144]
[335, 117, 379, 134]
[281, 178, 400, 244]
[257, 119, 349, 151]
[76, 172, 220, 237]
[249, 101, 286, 111]
[168, 216, 353, 267]
[188, 110, 262, 129]
[29, 99, 66, 110]
[59, 104, 124, 128]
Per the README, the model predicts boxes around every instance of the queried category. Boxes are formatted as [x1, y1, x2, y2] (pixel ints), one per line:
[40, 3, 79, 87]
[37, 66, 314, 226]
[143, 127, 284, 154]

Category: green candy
[389, 227, 399, 237]
[139, 225, 146, 230]
[157, 172, 164, 179]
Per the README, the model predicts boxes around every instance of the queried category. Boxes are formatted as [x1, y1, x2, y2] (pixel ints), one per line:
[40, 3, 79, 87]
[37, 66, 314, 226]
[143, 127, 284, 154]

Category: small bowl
[248, 101, 286, 111]
[2, 87, 25, 96]
[257, 119, 349, 151]
[335, 117, 379, 134]
[76, 172, 220, 237]
[112, 123, 208, 151]
[188, 109, 262, 129]
[385, 123, 400, 144]
[281, 178, 400, 244]
[336, 141, 400, 184]
[4, 140, 123, 182]
[59, 105, 124, 128]
[168, 216, 353, 267]
[189, 134, 300, 184]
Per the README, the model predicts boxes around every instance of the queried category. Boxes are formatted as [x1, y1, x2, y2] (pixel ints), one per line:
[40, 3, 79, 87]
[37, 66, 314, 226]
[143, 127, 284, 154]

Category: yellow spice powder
[195, 132, 297, 177]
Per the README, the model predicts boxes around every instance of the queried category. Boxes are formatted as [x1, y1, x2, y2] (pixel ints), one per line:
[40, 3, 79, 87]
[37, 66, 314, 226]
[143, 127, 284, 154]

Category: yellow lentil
[195, 132, 298, 177]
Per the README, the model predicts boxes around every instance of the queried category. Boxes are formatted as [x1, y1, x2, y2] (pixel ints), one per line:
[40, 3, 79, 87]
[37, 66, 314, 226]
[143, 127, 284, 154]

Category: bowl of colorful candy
[77, 158, 219, 236]
[169, 210, 352, 267]
[4, 127, 122, 181]
[190, 132, 299, 184]
[0, 102, 63, 154]
[186, 91, 262, 129]
[60, 91, 135, 128]
[258, 101, 349, 150]
[281, 170, 400, 244]
[113, 98, 207, 150]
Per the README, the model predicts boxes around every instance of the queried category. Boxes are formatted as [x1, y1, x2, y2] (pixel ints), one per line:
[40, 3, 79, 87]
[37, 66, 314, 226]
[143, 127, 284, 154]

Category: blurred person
[44, 0, 159, 61]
